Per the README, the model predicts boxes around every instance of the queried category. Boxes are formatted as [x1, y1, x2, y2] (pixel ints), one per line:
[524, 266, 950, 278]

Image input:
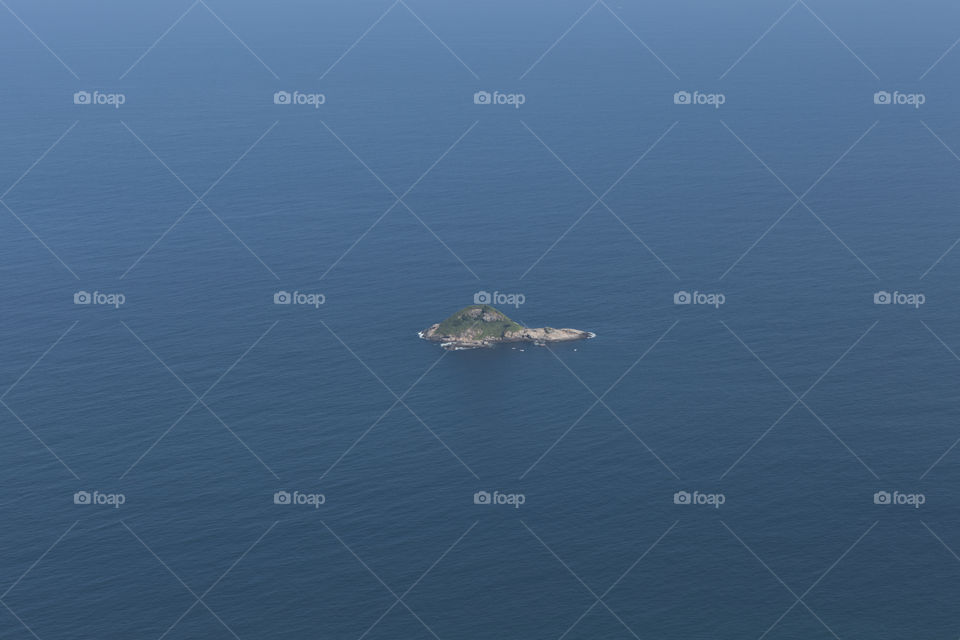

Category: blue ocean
[3, 1, 960, 638]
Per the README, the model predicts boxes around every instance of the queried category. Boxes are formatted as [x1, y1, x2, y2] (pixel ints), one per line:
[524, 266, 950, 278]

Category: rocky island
[420, 305, 593, 350]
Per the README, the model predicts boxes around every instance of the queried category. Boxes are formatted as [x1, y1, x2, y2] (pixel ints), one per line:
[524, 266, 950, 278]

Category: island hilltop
[420, 305, 593, 350]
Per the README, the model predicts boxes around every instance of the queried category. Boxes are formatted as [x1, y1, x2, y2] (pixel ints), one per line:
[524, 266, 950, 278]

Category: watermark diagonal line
[120, 121, 279, 279]
[801, 120, 879, 198]
[122, 120, 279, 204]
[319, 121, 479, 280]
[598, 0, 679, 79]
[202, 121, 281, 197]
[797, 199, 880, 279]
[757, 520, 877, 640]
[724, 524, 828, 635]
[601, 200, 680, 278]
[555, 520, 678, 640]
[921, 520, 960, 562]
[721, 121, 800, 198]
[120, 321, 279, 479]
[1, 520, 78, 600]
[523, 522, 640, 640]
[198, 0, 279, 79]
[2, 321, 78, 401]
[798, 402, 879, 479]
[724, 318, 880, 481]
[157, 520, 277, 640]
[319, 319, 479, 479]
[119, 202, 199, 279]
[320, 520, 401, 596]
[920, 435, 960, 480]
[724, 123, 882, 282]
[597, 520, 678, 598]
[546, 344, 680, 479]
[120, 0, 200, 79]
[720, 0, 799, 80]
[521, 120, 678, 279]
[920, 36, 960, 80]
[921, 318, 960, 363]
[395, 200, 481, 279]
[520, 0, 677, 80]
[720, 0, 878, 80]
[322, 312, 488, 480]
[720, 200, 804, 282]
[322, 520, 468, 640]
[522, 521, 644, 640]
[196, 198, 281, 279]
[398, 0, 479, 79]
[120, 395, 201, 480]
[521, 121, 678, 279]
[124, 520, 275, 640]
[797, 0, 879, 79]
[114, 0, 280, 81]
[720, 120, 879, 280]
[1, 400, 80, 479]
[2, 121, 79, 200]
[522, 320, 679, 479]
[320, 0, 401, 79]
[723, 520, 855, 640]
[0, 201, 80, 279]
[921, 238, 960, 281]
[122, 521, 242, 640]
[919, 121, 960, 279]
[158, 521, 277, 640]
[402, 122, 480, 198]
[319, 0, 475, 81]
[0, 0, 79, 79]
[797, 321, 878, 394]
[918, 321, 960, 478]
[356, 521, 477, 640]
[198, 397, 281, 479]
[521, 0, 600, 80]
[319, 200, 402, 282]
[521, 121, 602, 199]
[0, 121, 82, 278]
[0, 600, 43, 640]
[321, 344, 451, 480]
[721, 320, 878, 479]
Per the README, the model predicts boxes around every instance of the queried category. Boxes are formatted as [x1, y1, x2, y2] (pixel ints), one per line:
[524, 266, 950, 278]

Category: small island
[420, 305, 593, 350]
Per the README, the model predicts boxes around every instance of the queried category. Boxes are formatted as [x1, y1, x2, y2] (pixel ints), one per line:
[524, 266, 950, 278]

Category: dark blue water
[3, 1, 960, 638]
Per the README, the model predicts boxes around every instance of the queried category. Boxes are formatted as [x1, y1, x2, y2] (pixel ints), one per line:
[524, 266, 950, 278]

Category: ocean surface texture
[2, 1, 960, 638]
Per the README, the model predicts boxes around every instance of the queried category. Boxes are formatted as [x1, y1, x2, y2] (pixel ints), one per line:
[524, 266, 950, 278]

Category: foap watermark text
[274, 291, 325, 308]
[873, 91, 925, 108]
[874, 291, 924, 308]
[674, 290, 725, 308]
[674, 91, 725, 108]
[674, 490, 725, 508]
[274, 91, 325, 108]
[874, 490, 924, 508]
[74, 91, 125, 108]
[474, 490, 525, 508]
[74, 490, 126, 508]
[474, 91, 525, 109]
[75, 291, 125, 308]
[474, 290, 525, 308]
[274, 490, 325, 508]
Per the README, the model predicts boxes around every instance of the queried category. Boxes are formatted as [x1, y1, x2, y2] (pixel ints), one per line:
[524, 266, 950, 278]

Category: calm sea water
[2, 1, 960, 638]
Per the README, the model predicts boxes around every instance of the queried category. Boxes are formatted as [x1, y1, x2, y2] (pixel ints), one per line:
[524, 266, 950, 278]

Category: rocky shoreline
[420, 305, 594, 350]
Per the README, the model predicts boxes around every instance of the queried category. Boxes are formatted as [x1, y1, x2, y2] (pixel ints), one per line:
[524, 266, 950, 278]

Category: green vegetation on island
[433, 305, 523, 340]
[420, 305, 593, 350]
